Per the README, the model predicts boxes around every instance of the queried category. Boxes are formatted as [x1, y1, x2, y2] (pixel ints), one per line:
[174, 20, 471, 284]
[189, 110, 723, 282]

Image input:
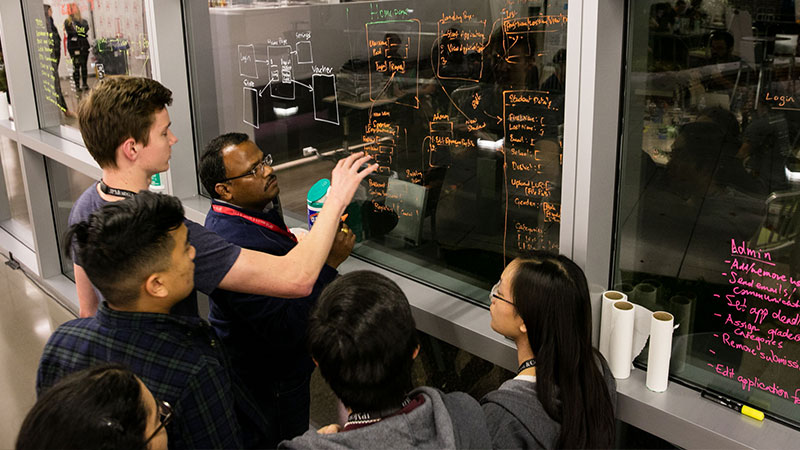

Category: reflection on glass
[0, 137, 32, 248]
[185, 0, 569, 305]
[25, 0, 152, 137]
[0, 38, 9, 122]
[45, 158, 95, 281]
[617, 2, 800, 428]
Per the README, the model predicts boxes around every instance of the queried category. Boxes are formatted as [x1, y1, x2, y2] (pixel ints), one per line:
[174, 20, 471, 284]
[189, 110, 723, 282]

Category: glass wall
[0, 137, 32, 248]
[184, 0, 569, 305]
[616, 0, 800, 428]
[23, 0, 152, 139]
[45, 157, 95, 281]
[0, 37, 11, 123]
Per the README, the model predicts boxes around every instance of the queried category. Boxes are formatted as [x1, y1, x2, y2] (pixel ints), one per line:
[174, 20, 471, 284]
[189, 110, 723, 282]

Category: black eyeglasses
[144, 399, 173, 444]
[490, 282, 514, 307]
[219, 154, 273, 182]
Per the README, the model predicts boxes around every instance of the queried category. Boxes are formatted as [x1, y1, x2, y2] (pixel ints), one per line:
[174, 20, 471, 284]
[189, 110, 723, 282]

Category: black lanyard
[517, 358, 536, 374]
[99, 180, 138, 198]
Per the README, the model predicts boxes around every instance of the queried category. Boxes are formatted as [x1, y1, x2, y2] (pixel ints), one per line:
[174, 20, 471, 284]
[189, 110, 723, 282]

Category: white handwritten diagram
[238, 35, 339, 129]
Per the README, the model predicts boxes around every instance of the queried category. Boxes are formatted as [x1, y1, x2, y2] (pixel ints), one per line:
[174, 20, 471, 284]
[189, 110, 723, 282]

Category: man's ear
[144, 273, 169, 299]
[215, 182, 232, 201]
[412, 344, 420, 360]
[519, 322, 527, 335]
[119, 137, 138, 163]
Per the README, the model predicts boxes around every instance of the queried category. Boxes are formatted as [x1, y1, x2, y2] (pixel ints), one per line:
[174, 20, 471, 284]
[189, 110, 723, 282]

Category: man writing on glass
[199, 133, 354, 446]
[69, 76, 375, 317]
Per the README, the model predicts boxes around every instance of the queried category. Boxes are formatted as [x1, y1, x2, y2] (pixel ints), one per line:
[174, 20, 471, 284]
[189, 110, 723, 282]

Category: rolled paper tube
[613, 283, 634, 296]
[646, 311, 674, 392]
[641, 278, 663, 306]
[669, 295, 693, 373]
[633, 282, 657, 310]
[599, 291, 626, 360]
[674, 291, 697, 330]
[609, 301, 635, 379]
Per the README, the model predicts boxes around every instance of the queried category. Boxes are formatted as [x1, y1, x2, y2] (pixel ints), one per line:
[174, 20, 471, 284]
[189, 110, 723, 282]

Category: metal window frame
[0, 0, 798, 447]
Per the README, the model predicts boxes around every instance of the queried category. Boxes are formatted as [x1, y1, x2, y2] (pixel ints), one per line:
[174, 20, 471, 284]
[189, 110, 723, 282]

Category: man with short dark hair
[69, 76, 375, 318]
[39, 192, 272, 449]
[280, 271, 492, 449]
[709, 30, 737, 64]
[198, 133, 355, 445]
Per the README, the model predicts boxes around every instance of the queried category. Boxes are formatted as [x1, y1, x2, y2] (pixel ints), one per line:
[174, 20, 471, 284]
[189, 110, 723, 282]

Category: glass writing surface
[616, 1, 800, 428]
[185, 0, 570, 305]
[23, 0, 152, 139]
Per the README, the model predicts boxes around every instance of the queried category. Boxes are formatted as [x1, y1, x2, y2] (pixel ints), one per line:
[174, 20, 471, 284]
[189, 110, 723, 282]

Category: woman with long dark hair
[16, 363, 169, 450]
[481, 251, 616, 449]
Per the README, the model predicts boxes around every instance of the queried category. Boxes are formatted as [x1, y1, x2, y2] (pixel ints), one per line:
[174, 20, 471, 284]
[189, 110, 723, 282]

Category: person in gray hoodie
[481, 251, 616, 449]
[280, 271, 491, 450]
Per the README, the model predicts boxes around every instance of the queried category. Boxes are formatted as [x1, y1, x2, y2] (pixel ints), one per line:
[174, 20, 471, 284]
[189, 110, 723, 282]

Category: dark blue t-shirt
[68, 183, 241, 316]
[205, 199, 337, 383]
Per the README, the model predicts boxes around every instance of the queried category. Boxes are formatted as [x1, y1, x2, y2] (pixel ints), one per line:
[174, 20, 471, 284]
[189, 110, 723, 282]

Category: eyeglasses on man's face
[220, 154, 273, 182]
[144, 399, 173, 445]
[490, 281, 514, 307]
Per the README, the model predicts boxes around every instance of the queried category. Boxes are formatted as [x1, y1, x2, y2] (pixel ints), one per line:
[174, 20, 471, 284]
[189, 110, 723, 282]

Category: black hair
[510, 251, 615, 448]
[64, 191, 185, 307]
[198, 132, 250, 199]
[553, 48, 567, 64]
[482, 28, 539, 89]
[709, 30, 734, 50]
[307, 271, 419, 412]
[16, 363, 149, 450]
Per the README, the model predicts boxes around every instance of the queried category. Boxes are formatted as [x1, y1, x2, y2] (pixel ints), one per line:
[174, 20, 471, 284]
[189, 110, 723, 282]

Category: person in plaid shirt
[37, 192, 272, 449]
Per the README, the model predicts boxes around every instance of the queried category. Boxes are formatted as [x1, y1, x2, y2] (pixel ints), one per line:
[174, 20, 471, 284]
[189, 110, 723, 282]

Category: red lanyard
[212, 204, 297, 243]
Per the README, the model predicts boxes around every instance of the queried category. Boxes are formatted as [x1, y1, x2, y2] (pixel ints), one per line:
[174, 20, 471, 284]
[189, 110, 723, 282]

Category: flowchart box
[238, 45, 258, 78]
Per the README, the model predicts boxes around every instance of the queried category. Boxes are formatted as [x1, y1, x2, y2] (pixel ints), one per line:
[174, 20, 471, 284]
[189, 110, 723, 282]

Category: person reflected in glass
[541, 49, 566, 94]
[701, 31, 741, 95]
[44, 5, 74, 117]
[649, 2, 676, 32]
[708, 31, 738, 64]
[17, 363, 168, 450]
[736, 101, 794, 194]
[64, 4, 91, 91]
[470, 28, 540, 139]
[482, 251, 616, 449]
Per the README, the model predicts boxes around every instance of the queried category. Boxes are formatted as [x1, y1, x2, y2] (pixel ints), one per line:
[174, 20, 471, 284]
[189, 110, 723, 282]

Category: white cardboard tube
[599, 291, 626, 360]
[646, 311, 674, 392]
[609, 301, 635, 379]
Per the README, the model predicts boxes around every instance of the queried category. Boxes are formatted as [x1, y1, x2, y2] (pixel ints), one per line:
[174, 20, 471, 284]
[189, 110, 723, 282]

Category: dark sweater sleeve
[441, 391, 492, 449]
[482, 401, 544, 450]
